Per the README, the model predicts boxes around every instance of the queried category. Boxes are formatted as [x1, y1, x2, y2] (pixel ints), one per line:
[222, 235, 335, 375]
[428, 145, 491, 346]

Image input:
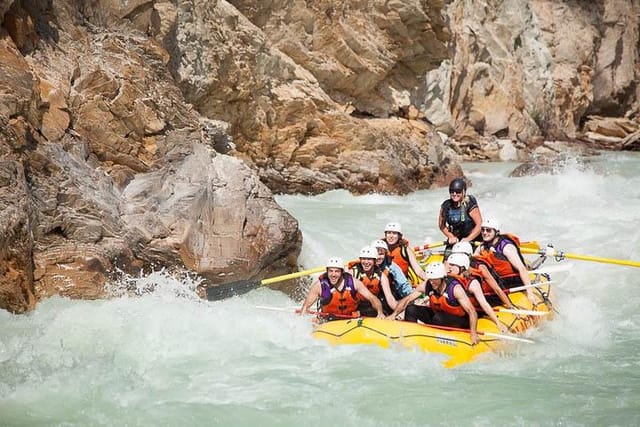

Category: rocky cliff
[1, 0, 638, 312]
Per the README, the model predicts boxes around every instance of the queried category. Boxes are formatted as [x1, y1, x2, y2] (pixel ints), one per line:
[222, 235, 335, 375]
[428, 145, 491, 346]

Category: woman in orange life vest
[439, 178, 483, 245]
[350, 246, 398, 316]
[446, 252, 509, 334]
[450, 241, 514, 309]
[299, 256, 384, 320]
[387, 261, 479, 345]
[381, 222, 426, 286]
[474, 218, 537, 306]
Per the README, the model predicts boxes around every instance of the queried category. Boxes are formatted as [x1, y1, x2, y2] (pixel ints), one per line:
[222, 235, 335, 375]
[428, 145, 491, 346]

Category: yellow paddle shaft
[520, 247, 640, 268]
[261, 259, 359, 286]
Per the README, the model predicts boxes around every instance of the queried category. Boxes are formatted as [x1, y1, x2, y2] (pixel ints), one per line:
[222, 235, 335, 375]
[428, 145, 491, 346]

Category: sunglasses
[449, 190, 463, 195]
[481, 227, 495, 233]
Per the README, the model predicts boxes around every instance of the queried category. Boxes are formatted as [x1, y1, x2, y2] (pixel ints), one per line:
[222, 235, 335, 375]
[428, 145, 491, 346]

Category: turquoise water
[1, 152, 639, 426]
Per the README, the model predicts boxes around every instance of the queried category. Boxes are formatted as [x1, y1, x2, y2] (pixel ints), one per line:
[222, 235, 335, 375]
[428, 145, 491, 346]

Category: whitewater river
[1, 152, 639, 426]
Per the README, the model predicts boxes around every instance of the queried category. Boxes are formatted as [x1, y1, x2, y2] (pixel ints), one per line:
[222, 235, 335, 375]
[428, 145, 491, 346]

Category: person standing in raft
[350, 246, 398, 316]
[387, 261, 479, 345]
[299, 256, 384, 321]
[439, 178, 483, 245]
[381, 222, 427, 286]
[474, 218, 537, 306]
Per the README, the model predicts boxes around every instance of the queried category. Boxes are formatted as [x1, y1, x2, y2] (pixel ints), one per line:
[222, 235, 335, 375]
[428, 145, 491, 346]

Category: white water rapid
[1, 152, 639, 426]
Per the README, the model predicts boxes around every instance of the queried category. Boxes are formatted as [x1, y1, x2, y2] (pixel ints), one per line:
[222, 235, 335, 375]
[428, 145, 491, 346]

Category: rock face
[165, 0, 457, 195]
[0, 0, 301, 313]
[424, 0, 640, 157]
[2, 0, 639, 312]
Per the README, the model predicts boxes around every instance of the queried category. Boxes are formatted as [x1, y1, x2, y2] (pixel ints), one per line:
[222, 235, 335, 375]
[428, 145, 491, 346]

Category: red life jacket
[428, 277, 467, 317]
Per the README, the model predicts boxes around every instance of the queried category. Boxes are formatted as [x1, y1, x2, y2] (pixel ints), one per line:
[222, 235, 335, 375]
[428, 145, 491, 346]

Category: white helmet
[371, 239, 388, 251]
[481, 218, 501, 232]
[326, 257, 344, 269]
[359, 246, 377, 259]
[384, 222, 402, 233]
[451, 241, 473, 256]
[447, 253, 470, 270]
[425, 262, 446, 279]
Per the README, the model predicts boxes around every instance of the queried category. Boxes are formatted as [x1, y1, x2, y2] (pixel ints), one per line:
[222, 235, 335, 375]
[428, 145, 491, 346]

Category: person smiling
[299, 256, 384, 320]
[350, 246, 398, 316]
[438, 178, 483, 245]
[382, 222, 427, 286]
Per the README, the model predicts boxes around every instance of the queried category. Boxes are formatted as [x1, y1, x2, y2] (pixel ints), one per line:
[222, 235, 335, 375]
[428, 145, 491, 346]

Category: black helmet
[449, 178, 467, 193]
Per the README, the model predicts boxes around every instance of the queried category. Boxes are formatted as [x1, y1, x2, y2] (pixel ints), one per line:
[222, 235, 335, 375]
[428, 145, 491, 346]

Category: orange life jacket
[476, 234, 525, 280]
[469, 265, 493, 295]
[385, 238, 421, 286]
[319, 272, 359, 316]
[428, 277, 467, 317]
[351, 263, 384, 302]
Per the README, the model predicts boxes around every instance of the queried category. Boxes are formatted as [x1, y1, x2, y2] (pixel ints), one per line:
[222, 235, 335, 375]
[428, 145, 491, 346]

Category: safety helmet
[326, 257, 344, 269]
[371, 240, 388, 251]
[481, 218, 501, 232]
[384, 222, 402, 233]
[447, 253, 470, 270]
[449, 178, 467, 193]
[359, 246, 377, 259]
[425, 262, 446, 279]
[451, 241, 473, 256]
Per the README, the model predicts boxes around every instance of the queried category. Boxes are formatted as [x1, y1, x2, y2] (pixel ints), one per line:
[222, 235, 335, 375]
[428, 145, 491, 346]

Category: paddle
[413, 240, 447, 253]
[423, 323, 535, 344]
[206, 263, 352, 301]
[494, 307, 549, 316]
[504, 281, 557, 293]
[520, 246, 640, 268]
[254, 306, 532, 343]
[416, 240, 540, 254]
[253, 305, 359, 319]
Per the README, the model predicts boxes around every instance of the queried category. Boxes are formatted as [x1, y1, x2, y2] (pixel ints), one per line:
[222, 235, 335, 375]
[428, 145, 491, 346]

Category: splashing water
[1, 152, 640, 426]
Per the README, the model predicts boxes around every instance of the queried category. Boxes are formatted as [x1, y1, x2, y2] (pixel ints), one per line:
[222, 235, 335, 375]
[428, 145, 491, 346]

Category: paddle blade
[205, 279, 261, 301]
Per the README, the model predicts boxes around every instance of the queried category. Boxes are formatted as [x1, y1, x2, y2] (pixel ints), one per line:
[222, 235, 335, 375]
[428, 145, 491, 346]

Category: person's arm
[468, 280, 508, 334]
[388, 283, 426, 319]
[478, 263, 514, 308]
[463, 206, 482, 242]
[379, 273, 398, 310]
[503, 244, 537, 305]
[438, 207, 458, 244]
[390, 262, 412, 297]
[453, 285, 478, 344]
[407, 249, 427, 281]
[300, 280, 321, 315]
[353, 278, 384, 318]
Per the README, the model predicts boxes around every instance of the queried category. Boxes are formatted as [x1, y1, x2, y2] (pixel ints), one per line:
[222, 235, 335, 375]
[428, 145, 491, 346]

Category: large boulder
[0, 1, 301, 312]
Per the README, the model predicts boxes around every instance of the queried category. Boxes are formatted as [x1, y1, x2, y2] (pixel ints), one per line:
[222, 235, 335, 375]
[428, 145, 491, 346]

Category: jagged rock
[424, 0, 640, 150]
[2, 0, 640, 313]
[0, 1, 301, 312]
[167, 0, 455, 195]
[0, 160, 36, 313]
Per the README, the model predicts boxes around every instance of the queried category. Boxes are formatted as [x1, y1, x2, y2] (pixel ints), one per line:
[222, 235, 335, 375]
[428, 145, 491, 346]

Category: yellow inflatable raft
[312, 272, 553, 368]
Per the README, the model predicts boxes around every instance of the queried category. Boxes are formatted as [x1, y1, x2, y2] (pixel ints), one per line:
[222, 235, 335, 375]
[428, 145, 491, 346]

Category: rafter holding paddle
[206, 262, 351, 301]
